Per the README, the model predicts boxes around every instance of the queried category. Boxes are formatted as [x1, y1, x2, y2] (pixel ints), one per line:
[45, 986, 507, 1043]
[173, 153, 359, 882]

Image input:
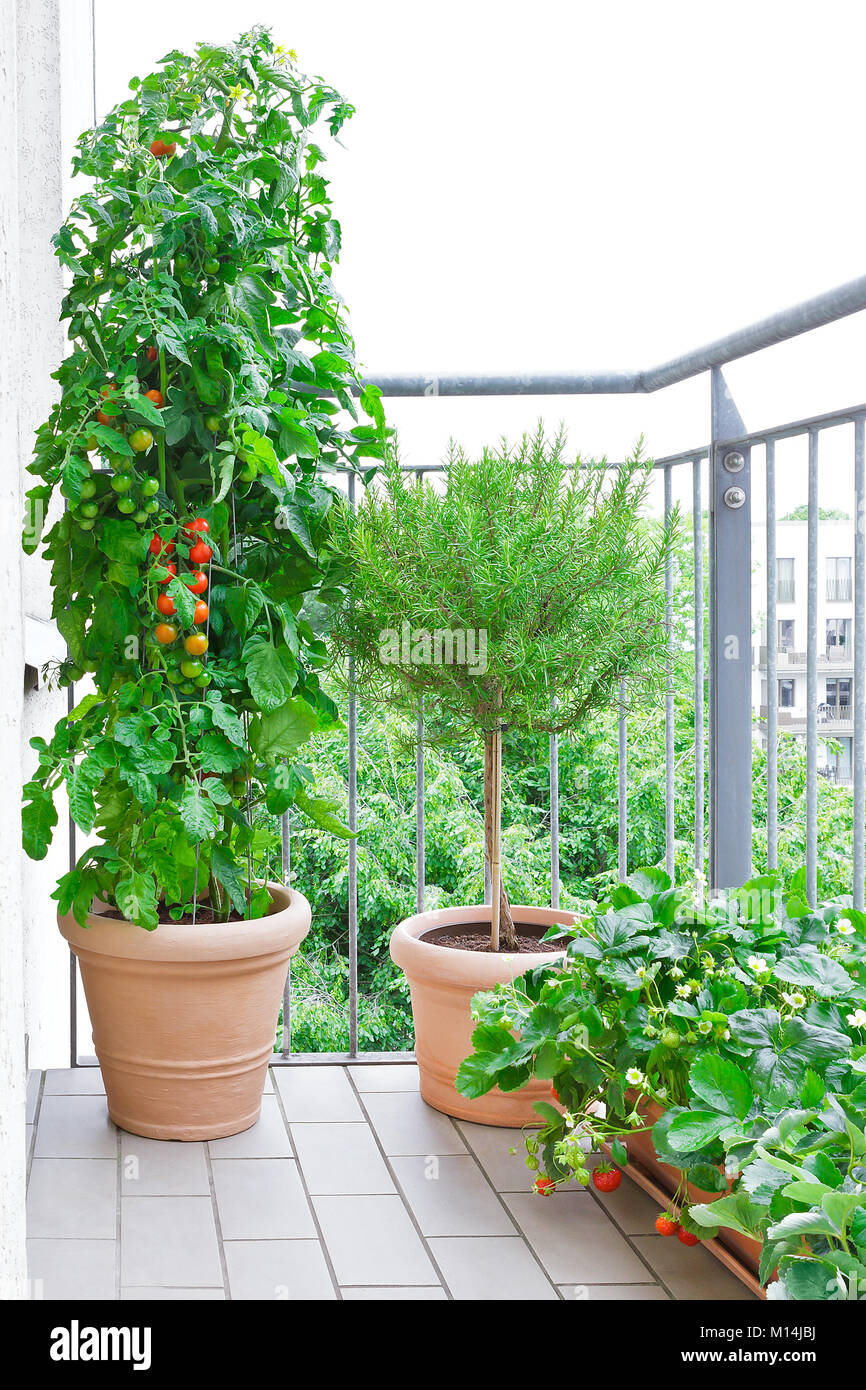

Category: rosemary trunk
[483, 730, 516, 951]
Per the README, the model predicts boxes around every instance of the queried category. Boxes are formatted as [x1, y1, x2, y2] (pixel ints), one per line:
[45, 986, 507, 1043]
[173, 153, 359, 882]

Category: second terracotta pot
[59, 882, 310, 1141]
[390, 903, 571, 1126]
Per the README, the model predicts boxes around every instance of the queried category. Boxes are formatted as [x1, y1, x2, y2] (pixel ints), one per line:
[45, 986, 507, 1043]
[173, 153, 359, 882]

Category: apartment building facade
[752, 518, 855, 782]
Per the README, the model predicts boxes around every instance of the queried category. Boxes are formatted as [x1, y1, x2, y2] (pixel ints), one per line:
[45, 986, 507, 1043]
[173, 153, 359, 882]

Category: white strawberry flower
[698, 1020, 712, 1034]
[838, 922, 855, 936]
[625, 1068, 644, 1087]
[676, 983, 693, 998]
[747, 955, 769, 973]
[670, 966, 684, 979]
[782, 991, 806, 1009]
[847, 1009, 866, 1028]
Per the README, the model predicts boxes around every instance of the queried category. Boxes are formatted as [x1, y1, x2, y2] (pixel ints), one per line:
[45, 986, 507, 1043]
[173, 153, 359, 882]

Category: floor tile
[44, 1068, 105, 1095]
[34, 1095, 117, 1159]
[121, 1287, 225, 1300]
[631, 1235, 756, 1300]
[273, 1065, 362, 1121]
[27, 1159, 117, 1239]
[291, 1122, 395, 1195]
[121, 1135, 210, 1196]
[560, 1283, 669, 1300]
[211, 1158, 316, 1240]
[224, 1240, 336, 1300]
[121, 1196, 222, 1288]
[392, 1155, 514, 1237]
[590, 1173, 667, 1236]
[341, 1286, 447, 1300]
[349, 1065, 420, 1092]
[505, 1191, 650, 1284]
[263, 1069, 274, 1093]
[362, 1092, 466, 1156]
[313, 1195, 437, 1286]
[429, 1237, 557, 1300]
[207, 1095, 292, 1158]
[26, 1125, 34, 1158]
[28, 1239, 116, 1300]
[26, 1070, 41, 1123]
[456, 1121, 535, 1190]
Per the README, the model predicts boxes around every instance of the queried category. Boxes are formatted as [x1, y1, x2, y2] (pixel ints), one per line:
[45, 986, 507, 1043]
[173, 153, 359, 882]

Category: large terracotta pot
[59, 882, 310, 1141]
[390, 903, 571, 1126]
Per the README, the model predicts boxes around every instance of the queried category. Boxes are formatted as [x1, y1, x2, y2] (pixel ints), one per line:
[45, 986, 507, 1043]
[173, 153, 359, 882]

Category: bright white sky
[93, 0, 866, 518]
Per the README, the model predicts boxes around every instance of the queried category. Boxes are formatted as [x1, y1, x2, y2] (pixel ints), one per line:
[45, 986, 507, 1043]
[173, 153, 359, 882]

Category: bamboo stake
[490, 724, 502, 952]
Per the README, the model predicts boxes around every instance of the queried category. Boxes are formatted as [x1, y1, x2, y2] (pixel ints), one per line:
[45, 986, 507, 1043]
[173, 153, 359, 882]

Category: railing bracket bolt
[723, 485, 746, 509]
[723, 450, 746, 473]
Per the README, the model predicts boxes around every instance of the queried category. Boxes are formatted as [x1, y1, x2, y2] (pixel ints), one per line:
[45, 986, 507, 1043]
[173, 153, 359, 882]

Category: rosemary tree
[22, 29, 385, 929]
[331, 428, 678, 950]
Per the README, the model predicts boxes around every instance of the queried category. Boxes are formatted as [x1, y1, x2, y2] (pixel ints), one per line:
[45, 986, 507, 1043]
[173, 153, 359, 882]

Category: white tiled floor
[25, 1065, 757, 1302]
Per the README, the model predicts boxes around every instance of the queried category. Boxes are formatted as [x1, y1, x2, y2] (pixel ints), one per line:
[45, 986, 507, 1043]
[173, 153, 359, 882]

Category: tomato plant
[22, 28, 387, 930]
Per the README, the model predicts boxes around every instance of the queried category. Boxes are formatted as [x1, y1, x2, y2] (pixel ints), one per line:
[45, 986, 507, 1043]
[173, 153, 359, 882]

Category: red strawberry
[677, 1227, 700, 1247]
[592, 1165, 622, 1193]
[534, 1176, 556, 1197]
[655, 1212, 680, 1236]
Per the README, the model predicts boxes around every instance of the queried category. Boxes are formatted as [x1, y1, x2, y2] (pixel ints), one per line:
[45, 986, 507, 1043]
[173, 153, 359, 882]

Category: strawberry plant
[22, 28, 385, 929]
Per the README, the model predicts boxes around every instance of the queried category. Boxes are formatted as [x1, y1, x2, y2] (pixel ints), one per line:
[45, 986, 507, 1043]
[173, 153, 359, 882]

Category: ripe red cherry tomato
[185, 570, 208, 595]
[148, 534, 175, 558]
[183, 517, 210, 542]
[184, 633, 208, 657]
[156, 593, 176, 617]
[146, 346, 158, 363]
[156, 563, 177, 585]
[193, 600, 209, 624]
[154, 622, 178, 645]
[188, 539, 213, 565]
[97, 411, 112, 427]
[100, 384, 119, 399]
[150, 137, 176, 159]
[144, 389, 164, 408]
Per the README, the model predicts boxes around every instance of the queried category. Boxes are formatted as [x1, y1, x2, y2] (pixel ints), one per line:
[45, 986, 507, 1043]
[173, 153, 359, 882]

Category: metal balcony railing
[67, 273, 866, 1064]
[777, 578, 796, 603]
[827, 577, 853, 602]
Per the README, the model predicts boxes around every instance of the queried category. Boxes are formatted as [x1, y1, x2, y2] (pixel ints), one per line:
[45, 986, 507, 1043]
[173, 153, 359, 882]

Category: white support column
[0, 0, 95, 1295]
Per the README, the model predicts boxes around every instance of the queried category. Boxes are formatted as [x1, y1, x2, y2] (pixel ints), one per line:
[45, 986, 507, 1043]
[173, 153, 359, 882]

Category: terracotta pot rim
[390, 903, 572, 987]
[58, 880, 310, 964]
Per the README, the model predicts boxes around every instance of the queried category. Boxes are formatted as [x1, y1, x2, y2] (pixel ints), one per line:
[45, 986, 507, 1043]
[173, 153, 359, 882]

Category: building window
[777, 558, 795, 603]
[826, 617, 852, 655]
[826, 678, 851, 711]
[779, 618, 794, 652]
[779, 678, 795, 708]
[827, 557, 852, 602]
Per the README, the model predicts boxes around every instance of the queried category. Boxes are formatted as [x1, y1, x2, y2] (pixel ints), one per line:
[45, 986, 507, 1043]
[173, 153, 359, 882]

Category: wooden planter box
[609, 1096, 765, 1299]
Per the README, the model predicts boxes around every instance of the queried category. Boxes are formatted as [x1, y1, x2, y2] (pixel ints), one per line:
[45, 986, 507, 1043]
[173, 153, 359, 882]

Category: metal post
[806, 430, 819, 906]
[765, 439, 779, 871]
[617, 680, 628, 881]
[692, 458, 705, 884]
[280, 807, 291, 1056]
[347, 472, 359, 1056]
[415, 704, 425, 915]
[855, 417, 866, 910]
[709, 367, 752, 888]
[664, 466, 675, 879]
[549, 731, 560, 909]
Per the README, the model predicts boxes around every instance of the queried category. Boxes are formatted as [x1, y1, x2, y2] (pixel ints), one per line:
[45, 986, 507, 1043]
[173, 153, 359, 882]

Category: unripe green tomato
[117, 497, 136, 514]
[180, 658, 203, 679]
[239, 462, 256, 482]
[111, 474, 132, 493]
[204, 414, 221, 432]
[203, 257, 220, 276]
[114, 272, 127, 287]
[144, 499, 159, 515]
[79, 502, 99, 519]
[179, 682, 196, 694]
[133, 509, 148, 525]
[110, 454, 133, 474]
[194, 671, 212, 688]
[174, 253, 189, 271]
[80, 479, 97, 500]
[141, 478, 159, 497]
[129, 428, 153, 453]
[181, 272, 197, 287]
[78, 517, 96, 531]
[165, 668, 185, 686]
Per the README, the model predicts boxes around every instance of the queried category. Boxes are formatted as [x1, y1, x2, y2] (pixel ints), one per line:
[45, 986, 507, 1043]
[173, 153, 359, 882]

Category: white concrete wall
[1, 0, 94, 1294]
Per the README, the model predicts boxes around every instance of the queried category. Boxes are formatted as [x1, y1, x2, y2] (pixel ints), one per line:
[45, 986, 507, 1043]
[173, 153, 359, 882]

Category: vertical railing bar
[806, 429, 819, 907]
[549, 724, 560, 910]
[67, 688, 78, 1066]
[416, 703, 425, 915]
[692, 458, 705, 887]
[617, 679, 628, 881]
[664, 466, 675, 880]
[415, 469, 426, 916]
[854, 416, 865, 909]
[280, 804, 291, 1057]
[347, 470, 359, 1056]
[766, 439, 779, 871]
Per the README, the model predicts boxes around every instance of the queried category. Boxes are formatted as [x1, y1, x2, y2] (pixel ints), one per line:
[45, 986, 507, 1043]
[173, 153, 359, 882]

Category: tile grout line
[584, 1166, 677, 1301]
[450, 1117, 564, 1300]
[203, 1142, 232, 1300]
[114, 1126, 122, 1299]
[269, 1068, 344, 1301]
[344, 1071, 454, 1299]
